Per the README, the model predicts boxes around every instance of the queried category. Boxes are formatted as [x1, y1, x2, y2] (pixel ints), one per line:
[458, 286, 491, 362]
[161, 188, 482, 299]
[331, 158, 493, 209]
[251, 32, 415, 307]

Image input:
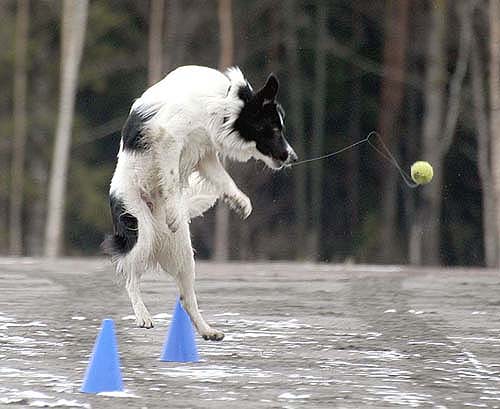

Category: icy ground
[0, 258, 500, 408]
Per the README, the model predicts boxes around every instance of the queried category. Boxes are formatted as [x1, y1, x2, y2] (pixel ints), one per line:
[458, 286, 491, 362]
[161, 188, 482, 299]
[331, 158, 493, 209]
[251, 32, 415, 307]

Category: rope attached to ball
[289, 131, 433, 188]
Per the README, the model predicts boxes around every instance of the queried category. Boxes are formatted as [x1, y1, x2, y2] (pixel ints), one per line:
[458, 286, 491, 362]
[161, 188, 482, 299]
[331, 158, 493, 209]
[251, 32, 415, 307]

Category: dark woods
[1, 0, 499, 267]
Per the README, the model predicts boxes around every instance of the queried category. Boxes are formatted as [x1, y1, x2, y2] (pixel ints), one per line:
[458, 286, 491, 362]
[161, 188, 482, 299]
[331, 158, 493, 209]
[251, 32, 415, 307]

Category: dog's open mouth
[270, 158, 285, 170]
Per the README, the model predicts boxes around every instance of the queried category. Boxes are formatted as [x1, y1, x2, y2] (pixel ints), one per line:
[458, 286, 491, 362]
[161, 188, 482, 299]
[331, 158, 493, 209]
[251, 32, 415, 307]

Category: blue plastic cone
[80, 318, 124, 393]
[160, 299, 199, 362]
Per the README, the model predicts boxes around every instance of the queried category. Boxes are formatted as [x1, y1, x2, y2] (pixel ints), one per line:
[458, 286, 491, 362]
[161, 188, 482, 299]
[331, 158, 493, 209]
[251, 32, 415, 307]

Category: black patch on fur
[121, 109, 157, 151]
[101, 193, 138, 256]
[232, 74, 291, 163]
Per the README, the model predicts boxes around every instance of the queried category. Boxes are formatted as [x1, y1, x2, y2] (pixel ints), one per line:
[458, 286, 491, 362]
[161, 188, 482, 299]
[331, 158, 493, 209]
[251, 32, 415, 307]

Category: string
[290, 131, 418, 189]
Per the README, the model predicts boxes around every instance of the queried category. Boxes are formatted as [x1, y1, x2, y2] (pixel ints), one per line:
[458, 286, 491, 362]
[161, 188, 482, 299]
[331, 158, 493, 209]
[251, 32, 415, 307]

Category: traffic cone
[160, 299, 199, 362]
[80, 318, 124, 393]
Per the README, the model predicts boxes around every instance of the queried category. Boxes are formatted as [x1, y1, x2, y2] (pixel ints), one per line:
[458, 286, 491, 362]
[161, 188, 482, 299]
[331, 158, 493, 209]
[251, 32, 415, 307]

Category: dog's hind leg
[105, 193, 155, 329]
[158, 221, 224, 341]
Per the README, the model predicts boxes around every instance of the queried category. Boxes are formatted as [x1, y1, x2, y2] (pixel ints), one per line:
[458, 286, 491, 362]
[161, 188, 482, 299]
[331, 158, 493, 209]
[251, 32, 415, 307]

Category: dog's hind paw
[135, 311, 154, 329]
[201, 329, 225, 342]
[137, 317, 154, 329]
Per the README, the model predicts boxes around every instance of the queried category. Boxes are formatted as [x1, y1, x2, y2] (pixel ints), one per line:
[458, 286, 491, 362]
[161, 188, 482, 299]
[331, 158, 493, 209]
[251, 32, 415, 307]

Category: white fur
[109, 66, 270, 340]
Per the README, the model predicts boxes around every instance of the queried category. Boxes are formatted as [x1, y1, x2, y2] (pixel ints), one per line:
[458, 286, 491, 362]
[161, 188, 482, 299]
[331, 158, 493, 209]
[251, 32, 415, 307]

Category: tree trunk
[164, 0, 178, 71]
[406, 88, 421, 264]
[418, 1, 447, 265]
[0, 0, 7, 253]
[310, 0, 328, 260]
[471, 32, 498, 267]
[284, 0, 307, 259]
[26, 15, 52, 256]
[417, 0, 471, 265]
[44, 0, 88, 258]
[9, 0, 29, 256]
[346, 6, 364, 242]
[148, 0, 165, 86]
[490, 0, 500, 263]
[378, 0, 409, 263]
[213, 0, 233, 261]
[266, 1, 280, 74]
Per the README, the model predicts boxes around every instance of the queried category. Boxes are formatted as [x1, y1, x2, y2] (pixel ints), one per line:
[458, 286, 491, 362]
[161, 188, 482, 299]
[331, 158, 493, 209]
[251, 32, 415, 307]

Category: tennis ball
[411, 161, 433, 185]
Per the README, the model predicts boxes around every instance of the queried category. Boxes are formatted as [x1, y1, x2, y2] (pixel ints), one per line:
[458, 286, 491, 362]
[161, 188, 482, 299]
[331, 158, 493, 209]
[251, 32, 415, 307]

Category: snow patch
[29, 399, 90, 408]
[152, 313, 171, 319]
[279, 392, 311, 399]
[97, 391, 138, 398]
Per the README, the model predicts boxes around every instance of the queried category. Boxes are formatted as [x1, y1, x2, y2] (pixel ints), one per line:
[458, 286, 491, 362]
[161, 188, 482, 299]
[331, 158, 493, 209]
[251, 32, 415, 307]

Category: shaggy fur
[104, 65, 296, 341]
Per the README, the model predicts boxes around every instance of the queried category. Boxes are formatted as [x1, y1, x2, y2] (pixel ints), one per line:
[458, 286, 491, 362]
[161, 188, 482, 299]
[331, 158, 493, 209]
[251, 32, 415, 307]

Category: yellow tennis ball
[411, 161, 434, 185]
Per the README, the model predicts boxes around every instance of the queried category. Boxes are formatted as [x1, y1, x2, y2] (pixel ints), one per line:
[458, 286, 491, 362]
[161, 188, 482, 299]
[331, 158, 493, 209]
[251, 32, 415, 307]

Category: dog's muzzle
[286, 149, 298, 164]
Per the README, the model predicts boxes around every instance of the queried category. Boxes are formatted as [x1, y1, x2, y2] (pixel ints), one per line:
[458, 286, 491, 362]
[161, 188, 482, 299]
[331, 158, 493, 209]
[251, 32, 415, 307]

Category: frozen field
[0, 258, 500, 408]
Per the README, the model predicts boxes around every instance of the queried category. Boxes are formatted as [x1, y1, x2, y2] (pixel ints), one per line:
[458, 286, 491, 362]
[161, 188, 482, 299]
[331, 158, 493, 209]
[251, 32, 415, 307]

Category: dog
[103, 65, 297, 341]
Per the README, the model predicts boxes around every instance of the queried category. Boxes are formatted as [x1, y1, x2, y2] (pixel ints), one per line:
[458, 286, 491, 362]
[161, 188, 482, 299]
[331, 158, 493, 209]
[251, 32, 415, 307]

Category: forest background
[1, 0, 500, 267]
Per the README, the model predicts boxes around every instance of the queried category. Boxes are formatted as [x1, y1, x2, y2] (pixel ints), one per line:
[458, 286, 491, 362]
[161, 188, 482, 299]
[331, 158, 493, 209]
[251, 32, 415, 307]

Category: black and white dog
[104, 66, 297, 341]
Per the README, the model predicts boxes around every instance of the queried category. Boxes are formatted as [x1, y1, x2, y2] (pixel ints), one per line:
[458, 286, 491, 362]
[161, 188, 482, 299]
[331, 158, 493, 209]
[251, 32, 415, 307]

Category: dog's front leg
[155, 136, 184, 233]
[198, 151, 252, 219]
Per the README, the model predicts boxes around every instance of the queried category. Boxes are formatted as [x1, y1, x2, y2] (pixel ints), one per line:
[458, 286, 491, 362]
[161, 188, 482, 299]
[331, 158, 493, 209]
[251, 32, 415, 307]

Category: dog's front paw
[166, 217, 180, 233]
[166, 208, 182, 233]
[201, 328, 225, 341]
[223, 192, 252, 219]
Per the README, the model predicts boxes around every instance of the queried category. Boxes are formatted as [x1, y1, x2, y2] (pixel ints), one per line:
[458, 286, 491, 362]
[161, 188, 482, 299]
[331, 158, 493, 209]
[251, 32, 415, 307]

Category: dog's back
[134, 66, 230, 110]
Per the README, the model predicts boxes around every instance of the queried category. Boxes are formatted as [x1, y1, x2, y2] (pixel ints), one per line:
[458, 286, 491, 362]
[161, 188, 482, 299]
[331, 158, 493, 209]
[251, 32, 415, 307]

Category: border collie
[103, 66, 297, 341]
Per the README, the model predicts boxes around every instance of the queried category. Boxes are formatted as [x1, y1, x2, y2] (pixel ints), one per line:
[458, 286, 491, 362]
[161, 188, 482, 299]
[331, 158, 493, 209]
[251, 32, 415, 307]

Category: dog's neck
[209, 67, 256, 163]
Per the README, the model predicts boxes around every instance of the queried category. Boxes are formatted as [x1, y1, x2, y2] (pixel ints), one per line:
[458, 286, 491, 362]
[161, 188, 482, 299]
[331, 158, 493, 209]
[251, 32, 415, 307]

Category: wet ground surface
[0, 258, 500, 408]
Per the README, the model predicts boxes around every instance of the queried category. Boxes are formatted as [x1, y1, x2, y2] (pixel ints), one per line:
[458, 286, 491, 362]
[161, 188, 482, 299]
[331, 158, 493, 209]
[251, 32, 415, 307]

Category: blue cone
[160, 299, 199, 362]
[80, 318, 124, 393]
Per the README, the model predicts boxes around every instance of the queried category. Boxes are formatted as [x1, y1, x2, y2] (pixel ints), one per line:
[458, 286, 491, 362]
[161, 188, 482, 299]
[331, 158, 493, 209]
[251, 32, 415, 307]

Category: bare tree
[310, 0, 328, 260]
[163, 0, 178, 71]
[411, 0, 472, 265]
[213, 0, 233, 261]
[378, 0, 409, 263]
[471, 28, 498, 267]
[148, 0, 165, 86]
[284, 0, 307, 259]
[44, 0, 88, 257]
[26, 1, 54, 256]
[0, 1, 10, 253]
[345, 6, 364, 248]
[490, 0, 500, 264]
[9, 0, 29, 256]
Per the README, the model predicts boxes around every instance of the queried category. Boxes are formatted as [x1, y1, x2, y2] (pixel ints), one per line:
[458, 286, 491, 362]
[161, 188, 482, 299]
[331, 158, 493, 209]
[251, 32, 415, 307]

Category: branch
[323, 37, 424, 90]
[73, 116, 126, 147]
[441, 0, 474, 152]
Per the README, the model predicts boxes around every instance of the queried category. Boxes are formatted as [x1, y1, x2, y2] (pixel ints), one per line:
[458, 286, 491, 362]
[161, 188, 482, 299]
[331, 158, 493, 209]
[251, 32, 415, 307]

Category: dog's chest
[179, 129, 212, 185]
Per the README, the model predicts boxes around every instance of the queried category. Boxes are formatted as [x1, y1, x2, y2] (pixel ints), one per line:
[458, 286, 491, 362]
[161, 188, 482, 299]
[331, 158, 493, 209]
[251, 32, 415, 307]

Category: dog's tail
[183, 172, 218, 219]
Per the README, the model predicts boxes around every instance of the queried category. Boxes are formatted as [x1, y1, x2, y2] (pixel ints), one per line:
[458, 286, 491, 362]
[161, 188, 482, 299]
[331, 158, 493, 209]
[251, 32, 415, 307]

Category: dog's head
[232, 74, 297, 169]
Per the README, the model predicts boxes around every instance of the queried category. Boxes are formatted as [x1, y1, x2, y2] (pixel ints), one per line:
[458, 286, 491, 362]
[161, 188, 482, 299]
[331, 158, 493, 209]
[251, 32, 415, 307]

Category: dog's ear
[255, 73, 279, 103]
